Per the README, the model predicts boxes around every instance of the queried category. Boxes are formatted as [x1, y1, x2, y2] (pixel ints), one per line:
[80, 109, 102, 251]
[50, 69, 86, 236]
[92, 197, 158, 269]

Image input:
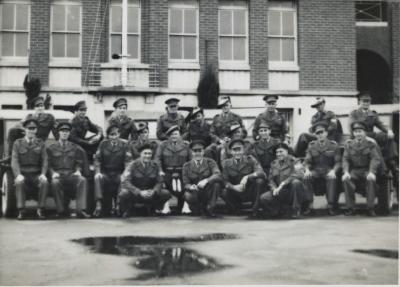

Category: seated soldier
[108, 98, 138, 141]
[26, 96, 58, 141]
[220, 139, 266, 217]
[47, 122, 91, 218]
[182, 140, 223, 217]
[259, 143, 306, 219]
[303, 122, 341, 215]
[11, 116, 49, 220]
[93, 125, 131, 217]
[182, 107, 218, 147]
[129, 121, 158, 160]
[119, 144, 171, 217]
[342, 122, 381, 216]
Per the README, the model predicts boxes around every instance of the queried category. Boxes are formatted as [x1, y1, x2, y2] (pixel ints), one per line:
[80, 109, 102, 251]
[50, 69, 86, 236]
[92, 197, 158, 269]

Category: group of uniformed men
[11, 92, 398, 220]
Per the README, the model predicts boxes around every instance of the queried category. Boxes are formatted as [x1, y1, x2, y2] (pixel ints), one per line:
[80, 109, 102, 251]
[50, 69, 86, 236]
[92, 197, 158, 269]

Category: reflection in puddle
[72, 233, 237, 280]
[353, 249, 398, 259]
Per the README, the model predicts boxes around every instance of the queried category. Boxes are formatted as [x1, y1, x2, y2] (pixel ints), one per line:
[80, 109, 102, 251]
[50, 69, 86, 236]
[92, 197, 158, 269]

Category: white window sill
[356, 21, 388, 27]
[268, 62, 299, 72]
[49, 60, 81, 68]
[0, 59, 29, 67]
[101, 62, 150, 69]
[168, 62, 200, 70]
[219, 62, 250, 71]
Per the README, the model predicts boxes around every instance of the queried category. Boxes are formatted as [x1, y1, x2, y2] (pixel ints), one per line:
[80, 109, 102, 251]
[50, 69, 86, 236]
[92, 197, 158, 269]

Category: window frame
[0, 1, 31, 60]
[109, 0, 141, 63]
[168, 1, 199, 63]
[355, 0, 388, 27]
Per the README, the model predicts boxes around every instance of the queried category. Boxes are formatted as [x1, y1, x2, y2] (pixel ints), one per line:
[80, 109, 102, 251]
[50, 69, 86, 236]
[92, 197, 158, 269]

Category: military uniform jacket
[29, 112, 58, 141]
[156, 113, 187, 140]
[250, 137, 281, 175]
[210, 112, 244, 140]
[11, 137, 47, 176]
[309, 110, 339, 139]
[108, 113, 138, 140]
[268, 155, 300, 190]
[155, 139, 191, 171]
[182, 158, 221, 189]
[304, 140, 341, 176]
[69, 115, 103, 146]
[94, 139, 131, 174]
[183, 120, 218, 147]
[253, 110, 288, 140]
[349, 108, 388, 135]
[204, 143, 223, 167]
[221, 155, 265, 186]
[342, 138, 381, 174]
[121, 159, 162, 196]
[46, 141, 88, 175]
[129, 138, 158, 160]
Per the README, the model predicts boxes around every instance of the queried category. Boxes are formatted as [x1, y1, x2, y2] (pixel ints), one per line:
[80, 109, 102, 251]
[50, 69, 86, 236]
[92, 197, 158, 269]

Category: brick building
[0, 0, 398, 141]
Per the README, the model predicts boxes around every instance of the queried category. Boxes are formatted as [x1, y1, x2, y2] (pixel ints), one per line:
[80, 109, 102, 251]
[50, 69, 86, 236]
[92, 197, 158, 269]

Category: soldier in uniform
[156, 98, 187, 141]
[129, 121, 158, 160]
[259, 143, 306, 218]
[26, 96, 58, 141]
[155, 125, 192, 214]
[119, 144, 171, 217]
[342, 122, 381, 216]
[183, 107, 218, 147]
[11, 116, 49, 220]
[69, 100, 103, 163]
[220, 123, 252, 162]
[182, 140, 223, 217]
[295, 97, 342, 157]
[253, 95, 288, 142]
[47, 122, 91, 218]
[303, 122, 341, 215]
[108, 98, 138, 141]
[220, 139, 266, 216]
[93, 125, 131, 217]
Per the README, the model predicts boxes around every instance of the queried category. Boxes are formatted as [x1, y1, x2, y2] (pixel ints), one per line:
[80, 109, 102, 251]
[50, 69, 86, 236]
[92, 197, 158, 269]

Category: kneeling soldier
[182, 140, 223, 217]
[47, 122, 90, 218]
[119, 144, 171, 217]
[11, 116, 49, 220]
[221, 139, 266, 216]
[342, 122, 381, 216]
[93, 125, 131, 217]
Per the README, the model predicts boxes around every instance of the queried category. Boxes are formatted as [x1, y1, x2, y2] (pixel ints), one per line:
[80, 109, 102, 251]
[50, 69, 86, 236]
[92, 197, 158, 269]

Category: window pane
[282, 11, 294, 36]
[2, 4, 15, 30]
[219, 37, 232, 60]
[52, 33, 65, 57]
[219, 10, 232, 35]
[170, 9, 182, 33]
[127, 35, 138, 59]
[268, 38, 280, 61]
[111, 34, 122, 56]
[128, 7, 139, 33]
[15, 33, 28, 56]
[184, 9, 196, 34]
[233, 10, 246, 35]
[268, 11, 280, 36]
[111, 6, 122, 32]
[183, 36, 196, 59]
[1, 33, 14, 56]
[233, 37, 245, 60]
[16, 4, 29, 30]
[281, 38, 294, 61]
[66, 34, 79, 57]
[170, 35, 182, 59]
[52, 6, 65, 31]
[67, 6, 80, 32]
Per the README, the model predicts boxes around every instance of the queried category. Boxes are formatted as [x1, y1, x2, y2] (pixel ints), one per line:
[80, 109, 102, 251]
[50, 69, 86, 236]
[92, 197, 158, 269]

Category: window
[218, 0, 248, 62]
[110, 0, 140, 61]
[51, 2, 81, 59]
[0, 2, 30, 58]
[356, 1, 387, 22]
[268, 0, 297, 66]
[169, 0, 198, 61]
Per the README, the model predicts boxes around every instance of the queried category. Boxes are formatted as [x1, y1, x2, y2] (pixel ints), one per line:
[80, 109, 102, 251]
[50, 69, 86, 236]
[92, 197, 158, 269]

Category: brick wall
[298, 0, 356, 91]
[249, 0, 268, 89]
[141, 0, 150, 64]
[391, 2, 399, 103]
[29, 0, 50, 86]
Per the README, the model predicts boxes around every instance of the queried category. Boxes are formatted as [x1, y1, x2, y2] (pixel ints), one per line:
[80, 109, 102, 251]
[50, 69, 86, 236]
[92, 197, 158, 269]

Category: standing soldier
[342, 122, 381, 216]
[93, 125, 131, 217]
[182, 140, 223, 217]
[108, 98, 138, 141]
[129, 122, 158, 160]
[47, 122, 91, 218]
[156, 98, 187, 141]
[11, 116, 49, 220]
[26, 96, 58, 141]
[303, 122, 341, 215]
[119, 144, 171, 217]
[183, 107, 218, 147]
[253, 95, 288, 142]
[221, 139, 266, 217]
[295, 97, 342, 157]
[155, 125, 192, 214]
[69, 100, 103, 163]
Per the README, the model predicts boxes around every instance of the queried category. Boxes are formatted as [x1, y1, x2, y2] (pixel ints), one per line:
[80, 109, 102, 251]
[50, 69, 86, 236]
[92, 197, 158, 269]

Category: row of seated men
[10, 92, 398, 220]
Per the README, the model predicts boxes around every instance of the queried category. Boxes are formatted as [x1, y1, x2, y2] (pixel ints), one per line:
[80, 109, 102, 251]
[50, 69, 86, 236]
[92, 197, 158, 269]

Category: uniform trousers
[184, 181, 222, 214]
[94, 171, 121, 215]
[119, 188, 171, 213]
[15, 172, 48, 209]
[342, 169, 376, 209]
[304, 172, 338, 208]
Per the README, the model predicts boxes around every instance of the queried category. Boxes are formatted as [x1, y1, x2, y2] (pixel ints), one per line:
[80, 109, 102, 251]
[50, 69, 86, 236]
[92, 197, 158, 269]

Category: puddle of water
[72, 233, 237, 280]
[352, 249, 398, 259]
